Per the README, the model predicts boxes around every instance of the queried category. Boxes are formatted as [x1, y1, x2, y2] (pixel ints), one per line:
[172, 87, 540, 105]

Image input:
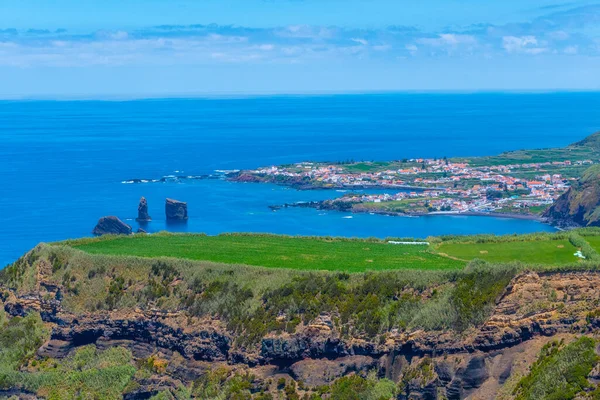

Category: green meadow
[435, 238, 579, 265]
[581, 235, 600, 254]
[64, 230, 600, 272]
[68, 233, 464, 272]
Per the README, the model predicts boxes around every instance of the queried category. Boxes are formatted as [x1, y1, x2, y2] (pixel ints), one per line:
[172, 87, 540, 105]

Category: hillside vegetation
[545, 164, 600, 228]
[4, 230, 600, 398]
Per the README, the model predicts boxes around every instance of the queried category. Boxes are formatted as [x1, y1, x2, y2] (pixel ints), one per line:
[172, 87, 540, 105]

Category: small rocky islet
[92, 197, 188, 235]
[136, 196, 151, 222]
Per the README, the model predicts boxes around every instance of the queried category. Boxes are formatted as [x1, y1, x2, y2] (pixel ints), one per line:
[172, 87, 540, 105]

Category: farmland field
[69, 233, 465, 272]
[435, 238, 579, 265]
[582, 235, 600, 254]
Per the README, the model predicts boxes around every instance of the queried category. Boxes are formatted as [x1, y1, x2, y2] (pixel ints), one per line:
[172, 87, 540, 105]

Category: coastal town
[235, 157, 597, 216]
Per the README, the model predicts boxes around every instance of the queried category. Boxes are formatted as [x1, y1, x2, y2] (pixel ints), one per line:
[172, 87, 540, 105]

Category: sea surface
[3, 92, 600, 267]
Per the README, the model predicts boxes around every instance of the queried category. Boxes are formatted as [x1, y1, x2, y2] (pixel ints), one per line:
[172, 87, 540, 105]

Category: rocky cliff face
[544, 165, 600, 227]
[4, 267, 600, 399]
[92, 216, 132, 235]
[165, 198, 188, 220]
[136, 196, 151, 221]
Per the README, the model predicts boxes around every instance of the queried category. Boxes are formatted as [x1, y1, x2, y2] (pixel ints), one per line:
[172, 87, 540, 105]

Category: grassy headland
[4, 230, 600, 398]
[5, 229, 600, 341]
[65, 230, 600, 272]
[67, 233, 464, 272]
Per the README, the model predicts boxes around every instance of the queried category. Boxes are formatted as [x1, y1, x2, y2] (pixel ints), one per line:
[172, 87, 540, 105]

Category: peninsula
[229, 131, 600, 223]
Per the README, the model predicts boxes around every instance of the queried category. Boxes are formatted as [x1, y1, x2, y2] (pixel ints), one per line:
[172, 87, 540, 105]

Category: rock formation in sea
[136, 196, 151, 221]
[92, 216, 132, 235]
[544, 164, 600, 227]
[165, 198, 188, 221]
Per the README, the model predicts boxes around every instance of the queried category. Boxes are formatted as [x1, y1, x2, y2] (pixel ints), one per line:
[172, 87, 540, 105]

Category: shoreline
[358, 209, 547, 222]
[273, 201, 549, 223]
[423, 210, 546, 221]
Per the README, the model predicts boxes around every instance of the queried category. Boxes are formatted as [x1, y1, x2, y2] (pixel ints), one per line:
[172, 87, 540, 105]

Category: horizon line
[2, 88, 600, 102]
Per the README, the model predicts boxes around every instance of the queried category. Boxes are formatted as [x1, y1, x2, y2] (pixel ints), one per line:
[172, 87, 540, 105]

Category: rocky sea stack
[92, 216, 132, 235]
[544, 164, 600, 228]
[136, 196, 151, 221]
[165, 198, 188, 221]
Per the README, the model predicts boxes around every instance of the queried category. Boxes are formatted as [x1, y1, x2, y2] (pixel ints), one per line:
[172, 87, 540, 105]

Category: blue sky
[1, 0, 600, 97]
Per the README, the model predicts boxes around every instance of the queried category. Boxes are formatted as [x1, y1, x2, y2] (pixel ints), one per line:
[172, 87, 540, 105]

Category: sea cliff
[3, 238, 600, 399]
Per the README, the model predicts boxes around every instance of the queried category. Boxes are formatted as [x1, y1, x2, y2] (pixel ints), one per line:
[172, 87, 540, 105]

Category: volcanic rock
[136, 196, 151, 221]
[544, 165, 600, 227]
[165, 198, 188, 221]
[92, 216, 132, 235]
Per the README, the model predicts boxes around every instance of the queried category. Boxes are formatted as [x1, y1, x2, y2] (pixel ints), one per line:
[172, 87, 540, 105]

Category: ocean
[2, 92, 600, 267]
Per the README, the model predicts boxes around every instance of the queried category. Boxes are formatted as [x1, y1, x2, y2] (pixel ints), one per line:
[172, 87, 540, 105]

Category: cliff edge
[544, 164, 600, 227]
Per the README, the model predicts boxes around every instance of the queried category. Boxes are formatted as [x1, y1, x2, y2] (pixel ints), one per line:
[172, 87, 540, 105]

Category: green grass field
[581, 235, 600, 253]
[69, 233, 465, 272]
[435, 239, 579, 265]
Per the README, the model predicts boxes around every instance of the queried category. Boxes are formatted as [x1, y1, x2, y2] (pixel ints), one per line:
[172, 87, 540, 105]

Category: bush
[513, 337, 598, 400]
[0, 312, 48, 372]
[568, 232, 600, 262]
[329, 374, 396, 400]
[450, 261, 517, 330]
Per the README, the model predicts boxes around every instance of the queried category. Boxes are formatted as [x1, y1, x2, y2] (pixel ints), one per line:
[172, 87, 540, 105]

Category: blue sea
[2, 92, 600, 267]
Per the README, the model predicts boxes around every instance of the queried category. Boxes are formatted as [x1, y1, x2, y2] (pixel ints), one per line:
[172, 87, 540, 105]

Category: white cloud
[564, 45, 578, 54]
[96, 30, 129, 40]
[258, 44, 275, 51]
[278, 25, 335, 40]
[502, 36, 548, 54]
[372, 44, 391, 52]
[3, 7, 600, 70]
[51, 40, 69, 48]
[405, 44, 418, 55]
[351, 38, 368, 45]
[207, 34, 248, 43]
[417, 34, 477, 47]
[548, 30, 570, 41]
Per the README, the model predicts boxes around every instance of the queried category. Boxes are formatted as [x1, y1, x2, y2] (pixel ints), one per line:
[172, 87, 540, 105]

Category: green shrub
[0, 312, 48, 372]
[513, 337, 598, 400]
[191, 367, 255, 399]
[568, 232, 600, 262]
[329, 374, 396, 400]
[450, 261, 517, 330]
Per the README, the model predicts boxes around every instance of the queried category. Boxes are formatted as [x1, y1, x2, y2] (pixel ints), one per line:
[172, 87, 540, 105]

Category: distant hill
[573, 130, 600, 149]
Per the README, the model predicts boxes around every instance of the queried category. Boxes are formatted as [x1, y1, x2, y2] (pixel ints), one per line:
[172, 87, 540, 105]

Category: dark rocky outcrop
[136, 196, 151, 221]
[7, 244, 600, 399]
[544, 165, 600, 227]
[4, 268, 600, 399]
[50, 316, 230, 361]
[122, 376, 183, 400]
[290, 355, 376, 387]
[229, 172, 264, 183]
[92, 216, 132, 235]
[165, 198, 188, 221]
